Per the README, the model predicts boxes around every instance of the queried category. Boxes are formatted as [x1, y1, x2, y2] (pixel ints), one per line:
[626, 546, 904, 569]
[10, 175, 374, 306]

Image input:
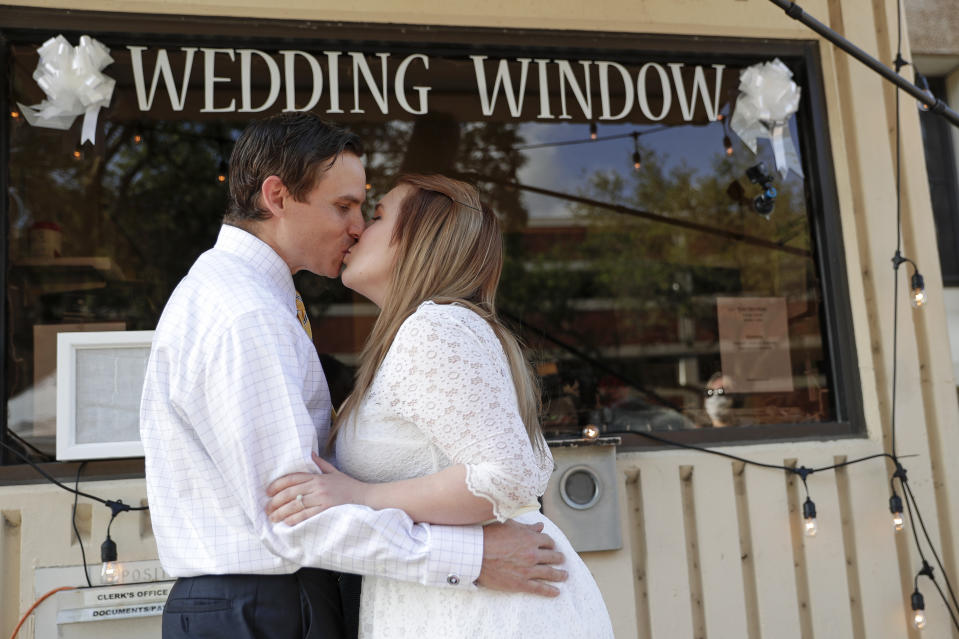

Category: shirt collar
[214, 224, 296, 307]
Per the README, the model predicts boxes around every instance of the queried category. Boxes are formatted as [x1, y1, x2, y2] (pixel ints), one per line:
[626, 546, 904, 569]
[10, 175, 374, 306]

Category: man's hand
[477, 520, 567, 597]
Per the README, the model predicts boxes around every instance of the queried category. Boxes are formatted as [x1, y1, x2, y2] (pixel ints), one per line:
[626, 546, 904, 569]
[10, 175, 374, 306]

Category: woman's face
[340, 184, 409, 306]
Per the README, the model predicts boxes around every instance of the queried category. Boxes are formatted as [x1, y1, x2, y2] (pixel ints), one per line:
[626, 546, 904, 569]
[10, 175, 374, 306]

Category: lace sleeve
[380, 303, 553, 522]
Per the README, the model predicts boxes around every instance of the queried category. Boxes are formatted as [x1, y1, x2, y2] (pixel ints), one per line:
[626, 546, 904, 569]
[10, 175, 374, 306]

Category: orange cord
[9, 586, 76, 639]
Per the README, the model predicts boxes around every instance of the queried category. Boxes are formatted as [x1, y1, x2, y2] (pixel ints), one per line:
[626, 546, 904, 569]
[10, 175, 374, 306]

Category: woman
[266, 174, 614, 638]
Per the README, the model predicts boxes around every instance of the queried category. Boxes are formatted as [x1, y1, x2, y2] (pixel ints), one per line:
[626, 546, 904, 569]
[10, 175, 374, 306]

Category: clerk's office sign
[57, 583, 173, 625]
[119, 46, 731, 123]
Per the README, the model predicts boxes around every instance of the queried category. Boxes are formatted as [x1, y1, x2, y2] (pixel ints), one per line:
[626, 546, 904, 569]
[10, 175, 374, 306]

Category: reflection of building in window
[4, 35, 849, 463]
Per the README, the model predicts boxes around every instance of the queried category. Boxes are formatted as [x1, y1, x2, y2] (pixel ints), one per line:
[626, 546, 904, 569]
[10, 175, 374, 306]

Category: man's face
[275, 152, 367, 277]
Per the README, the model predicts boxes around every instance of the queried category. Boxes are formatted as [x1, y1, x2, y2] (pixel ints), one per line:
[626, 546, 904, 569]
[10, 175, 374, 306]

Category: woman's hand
[266, 453, 371, 526]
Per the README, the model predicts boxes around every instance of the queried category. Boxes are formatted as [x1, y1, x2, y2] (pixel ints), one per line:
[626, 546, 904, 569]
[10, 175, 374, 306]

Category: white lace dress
[335, 301, 614, 639]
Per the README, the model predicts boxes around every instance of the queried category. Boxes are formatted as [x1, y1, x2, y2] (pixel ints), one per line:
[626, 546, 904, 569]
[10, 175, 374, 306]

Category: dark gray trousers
[162, 569, 360, 639]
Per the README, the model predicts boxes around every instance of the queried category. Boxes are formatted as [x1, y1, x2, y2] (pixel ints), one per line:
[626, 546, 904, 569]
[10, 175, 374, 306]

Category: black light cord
[901, 474, 959, 615]
[72, 461, 92, 588]
[600, 426, 898, 475]
[0, 439, 148, 512]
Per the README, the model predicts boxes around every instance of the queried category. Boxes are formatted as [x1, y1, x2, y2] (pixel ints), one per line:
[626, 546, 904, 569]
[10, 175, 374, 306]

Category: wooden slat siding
[785, 463, 815, 639]
[640, 459, 696, 639]
[1, 509, 22, 639]
[833, 458, 867, 639]
[679, 466, 706, 639]
[793, 456, 858, 639]
[625, 468, 652, 639]
[580, 469, 642, 639]
[733, 461, 762, 639]
[72, 502, 91, 546]
[841, 453, 912, 639]
[691, 460, 750, 638]
[743, 461, 802, 639]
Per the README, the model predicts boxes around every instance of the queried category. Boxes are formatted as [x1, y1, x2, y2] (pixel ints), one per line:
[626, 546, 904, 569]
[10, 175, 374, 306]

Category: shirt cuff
[424, 523, 483, 589]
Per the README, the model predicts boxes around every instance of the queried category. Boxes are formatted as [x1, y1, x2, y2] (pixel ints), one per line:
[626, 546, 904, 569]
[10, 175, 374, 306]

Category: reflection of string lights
[514, 125, 671, 151]
[631, 132, 641, 171]
[10, 109, 20, 119]
[723, 135, 734, 156]
[589, 122, 598, 140]
[217, 160, 228, 183]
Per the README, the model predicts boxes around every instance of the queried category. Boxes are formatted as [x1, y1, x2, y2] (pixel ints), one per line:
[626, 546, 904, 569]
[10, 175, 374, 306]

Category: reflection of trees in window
[492, 136, 830, 429]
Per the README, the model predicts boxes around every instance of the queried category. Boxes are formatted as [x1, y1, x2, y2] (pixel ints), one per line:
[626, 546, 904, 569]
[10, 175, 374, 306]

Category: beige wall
[3, 0, 959, 637]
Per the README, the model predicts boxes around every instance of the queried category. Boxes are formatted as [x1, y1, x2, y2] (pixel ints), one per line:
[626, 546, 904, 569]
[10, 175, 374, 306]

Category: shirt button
[447, 574, 461, 586]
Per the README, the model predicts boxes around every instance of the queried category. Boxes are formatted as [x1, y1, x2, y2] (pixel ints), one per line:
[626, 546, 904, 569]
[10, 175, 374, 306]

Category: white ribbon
[729, 58, 803, 178]
[17, 35, 116, 145]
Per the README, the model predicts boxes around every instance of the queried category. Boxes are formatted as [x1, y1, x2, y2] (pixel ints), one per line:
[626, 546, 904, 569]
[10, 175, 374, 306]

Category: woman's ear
[260, 175, 287, 218]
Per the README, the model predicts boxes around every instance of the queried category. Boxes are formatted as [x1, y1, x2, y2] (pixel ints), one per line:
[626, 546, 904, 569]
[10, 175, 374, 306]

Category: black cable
[72, 461, 92, 588]
[600, 427, 896, 474]
[0, 440, 148, 511]
[922, 571, 959, 632]
[901, 477, 959, 615]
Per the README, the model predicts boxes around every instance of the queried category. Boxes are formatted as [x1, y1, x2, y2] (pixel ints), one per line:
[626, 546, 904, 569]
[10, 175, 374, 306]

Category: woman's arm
[266, 454, 495, 526]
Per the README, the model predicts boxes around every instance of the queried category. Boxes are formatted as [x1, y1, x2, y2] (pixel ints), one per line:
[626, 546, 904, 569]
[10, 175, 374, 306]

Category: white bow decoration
[729, 58, 803, 178]
[16, 35, 116, 145]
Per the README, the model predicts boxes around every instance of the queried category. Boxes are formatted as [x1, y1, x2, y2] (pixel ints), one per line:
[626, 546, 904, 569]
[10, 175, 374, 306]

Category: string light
[217, 160, 228, 183]
[890, 493, 904, 532]
[582, 424, 600, 440]
[133, 132, 143, 145]
[912, 588, 927, 629]
[589, 122, 598, 140]
[911, 271, 927, 308]
[10, 109, 20, 119]
[72, 147, 83, 160]
[802, 497, 818, 537]
[631, 132, 641, 171]
[723, 135, 735, 156]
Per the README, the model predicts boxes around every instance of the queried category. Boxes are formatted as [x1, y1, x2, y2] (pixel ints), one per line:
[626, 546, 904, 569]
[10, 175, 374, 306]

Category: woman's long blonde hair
[329, 174, 544, 454]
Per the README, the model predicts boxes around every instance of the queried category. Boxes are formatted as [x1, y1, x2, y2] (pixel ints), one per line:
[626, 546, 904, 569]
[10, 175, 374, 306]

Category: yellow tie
[295, 291, 313, 340]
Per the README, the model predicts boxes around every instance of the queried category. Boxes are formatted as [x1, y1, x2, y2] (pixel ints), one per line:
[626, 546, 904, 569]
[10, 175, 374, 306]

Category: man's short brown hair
[224, 113, 363, 223]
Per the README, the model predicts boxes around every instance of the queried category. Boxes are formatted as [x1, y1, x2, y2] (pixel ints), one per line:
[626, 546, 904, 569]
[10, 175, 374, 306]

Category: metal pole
[767, 0, 959, 129]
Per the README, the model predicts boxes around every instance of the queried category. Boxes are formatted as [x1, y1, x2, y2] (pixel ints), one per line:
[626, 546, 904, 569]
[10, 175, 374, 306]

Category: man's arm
[200, 310, 564, 593]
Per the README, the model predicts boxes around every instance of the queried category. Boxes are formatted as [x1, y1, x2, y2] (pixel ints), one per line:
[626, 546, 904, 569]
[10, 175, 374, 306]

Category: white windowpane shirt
[140, 225, 482, 587]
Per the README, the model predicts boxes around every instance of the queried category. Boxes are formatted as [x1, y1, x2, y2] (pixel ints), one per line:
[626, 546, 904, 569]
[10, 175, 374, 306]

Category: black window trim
[0, 7, 864, 476]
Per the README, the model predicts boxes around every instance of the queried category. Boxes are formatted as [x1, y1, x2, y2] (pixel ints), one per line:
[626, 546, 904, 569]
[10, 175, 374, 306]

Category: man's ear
[260, 175, 287, 218]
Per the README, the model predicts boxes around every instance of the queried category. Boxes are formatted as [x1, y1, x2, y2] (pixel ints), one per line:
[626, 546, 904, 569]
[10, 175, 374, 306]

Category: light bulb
[100, 535, 119, 583]
[133, 133, 143, 144]
[632, 151, 641, 171]
[802, 497, 818, 537]
[589, 122, 598, 140]
[890, 494, 904, 532]
[101, 560, 121, 583]
[911, 271, 926, 308]
[912, 589, 926, 629]
[723, 135, 734, 156]
[582, 424, 600, 440]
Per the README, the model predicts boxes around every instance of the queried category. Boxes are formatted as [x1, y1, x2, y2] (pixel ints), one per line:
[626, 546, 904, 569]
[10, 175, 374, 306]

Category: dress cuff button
[446, 574, 461, 586]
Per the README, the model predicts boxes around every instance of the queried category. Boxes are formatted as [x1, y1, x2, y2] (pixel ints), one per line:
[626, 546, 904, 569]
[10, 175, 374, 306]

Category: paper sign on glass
[716, 297, 794, 393]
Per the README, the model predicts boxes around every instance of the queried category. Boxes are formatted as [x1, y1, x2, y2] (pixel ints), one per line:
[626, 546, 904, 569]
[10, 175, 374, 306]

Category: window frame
[0, 7, 864, 476]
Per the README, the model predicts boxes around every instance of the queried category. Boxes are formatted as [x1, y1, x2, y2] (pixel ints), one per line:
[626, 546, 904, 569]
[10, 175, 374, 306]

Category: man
[140, 113, 565, 639]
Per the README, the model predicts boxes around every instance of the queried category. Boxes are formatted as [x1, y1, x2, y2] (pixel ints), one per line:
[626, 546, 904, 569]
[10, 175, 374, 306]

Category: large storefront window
[2, 15, 862, 465]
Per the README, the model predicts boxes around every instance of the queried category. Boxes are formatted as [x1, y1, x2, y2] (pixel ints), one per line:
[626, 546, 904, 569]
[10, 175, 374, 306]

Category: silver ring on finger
[296, 493, 305, 511]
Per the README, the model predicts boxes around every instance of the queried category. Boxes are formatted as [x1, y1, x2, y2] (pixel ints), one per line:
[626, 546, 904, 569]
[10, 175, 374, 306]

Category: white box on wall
[56, 331, 154, 461]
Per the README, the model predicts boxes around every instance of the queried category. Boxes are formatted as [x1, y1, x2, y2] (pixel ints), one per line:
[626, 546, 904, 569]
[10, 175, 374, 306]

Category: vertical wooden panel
[794, 460, 857, 639]
[0, 509, 22, 639]
[640, 460, 695, 639]
[626, 469, 652, 639]
[679, 466, 706, 639]
[744, 464, 802, 639]
[692, 461, 750, 638]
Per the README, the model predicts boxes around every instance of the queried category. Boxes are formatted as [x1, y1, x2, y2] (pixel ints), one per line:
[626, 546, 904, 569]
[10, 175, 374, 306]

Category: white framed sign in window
[56, 331, 155, 460]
